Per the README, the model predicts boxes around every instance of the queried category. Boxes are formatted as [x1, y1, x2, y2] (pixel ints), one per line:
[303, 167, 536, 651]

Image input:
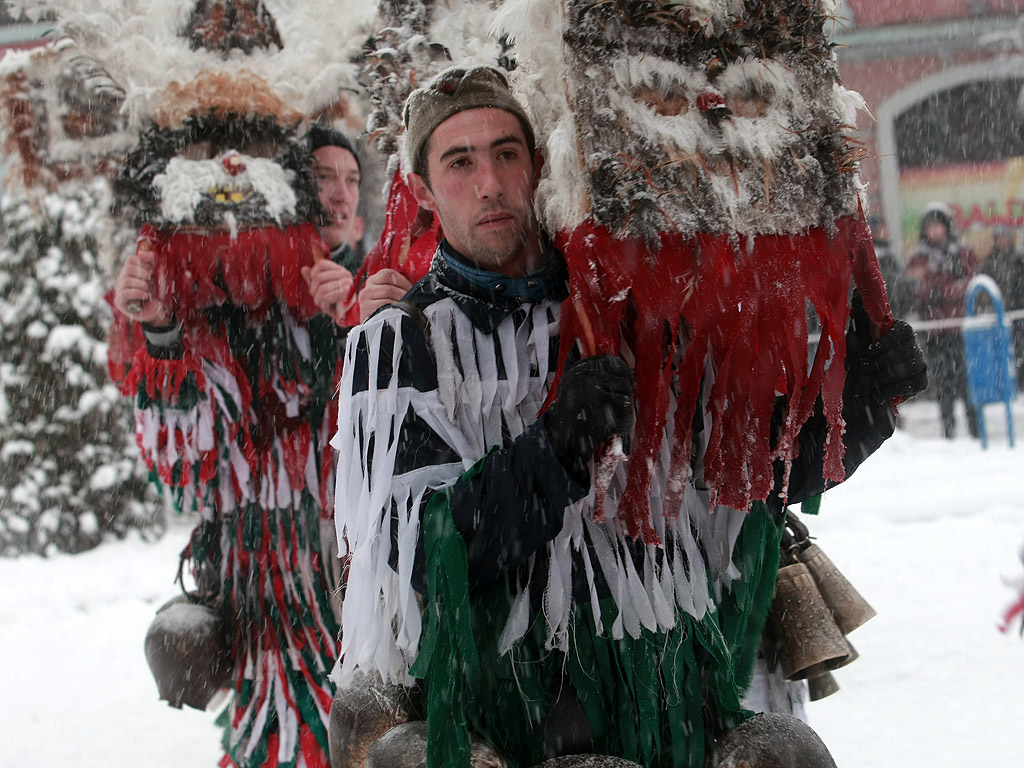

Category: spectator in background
[304, 125, 365, 325]
[305, 124, 422, 324]
[905, 202, 978, 439]
[982, 224, 1024, 388]
[868, 213, 912, 318]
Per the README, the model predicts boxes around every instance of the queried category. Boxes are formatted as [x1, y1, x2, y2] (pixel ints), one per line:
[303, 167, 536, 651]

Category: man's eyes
[447, 150, 519, 170]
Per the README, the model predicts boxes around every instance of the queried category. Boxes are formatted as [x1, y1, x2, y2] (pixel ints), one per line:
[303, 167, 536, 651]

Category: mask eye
[727, 88, 769, 119]
[633, 87, 688, 117]
[240, 139, 278, 159]
[180, 140, 216, 160]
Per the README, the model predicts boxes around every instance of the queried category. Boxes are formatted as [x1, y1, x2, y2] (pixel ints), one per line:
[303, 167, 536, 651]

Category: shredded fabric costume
[122, 223, 346, 768]
[333, 244, 894, 768]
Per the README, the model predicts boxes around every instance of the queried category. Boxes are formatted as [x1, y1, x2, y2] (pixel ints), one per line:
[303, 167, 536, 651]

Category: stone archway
[876, 57, 1024, 254]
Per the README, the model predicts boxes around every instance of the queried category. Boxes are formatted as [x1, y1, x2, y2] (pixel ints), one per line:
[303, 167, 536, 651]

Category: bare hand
[358, 269, 414, 322]
[113, 250, 171, 325]
[302, 259, 356, 324]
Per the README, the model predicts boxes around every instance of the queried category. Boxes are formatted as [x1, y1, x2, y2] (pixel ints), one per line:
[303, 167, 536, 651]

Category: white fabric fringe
[332, 298, 745, 688]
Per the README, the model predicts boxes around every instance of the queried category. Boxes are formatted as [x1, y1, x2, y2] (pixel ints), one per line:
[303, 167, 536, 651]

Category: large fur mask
[118, 109, 319, 233]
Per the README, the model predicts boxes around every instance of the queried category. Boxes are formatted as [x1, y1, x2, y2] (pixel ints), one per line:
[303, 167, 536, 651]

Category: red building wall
[846, 0, 1024, 27]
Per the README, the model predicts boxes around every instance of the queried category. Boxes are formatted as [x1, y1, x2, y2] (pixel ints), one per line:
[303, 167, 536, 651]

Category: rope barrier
[906, 308, 1024, 333]
[806, 308, 1024, 344]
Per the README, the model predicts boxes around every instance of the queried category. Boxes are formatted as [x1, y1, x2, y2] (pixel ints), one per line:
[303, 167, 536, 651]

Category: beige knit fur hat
[402, 65, 535, 177]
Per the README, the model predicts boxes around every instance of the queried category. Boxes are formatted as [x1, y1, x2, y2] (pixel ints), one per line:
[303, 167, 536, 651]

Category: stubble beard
[465, 205, 538, 274]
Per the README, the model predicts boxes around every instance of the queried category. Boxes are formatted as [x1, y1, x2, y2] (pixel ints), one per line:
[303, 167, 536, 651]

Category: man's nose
[329, 183, 351, 205]
[475, 160, 503, 199]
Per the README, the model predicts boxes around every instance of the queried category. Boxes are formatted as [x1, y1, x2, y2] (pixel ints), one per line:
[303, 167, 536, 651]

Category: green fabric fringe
[409, 459, 484, 768]
[801, 494, 823, 516]
[414, 484, 784, 768]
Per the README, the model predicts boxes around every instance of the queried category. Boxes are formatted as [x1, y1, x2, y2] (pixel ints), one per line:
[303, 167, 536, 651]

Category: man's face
[410, 108, 542, 278]
[313, 145, 362, 249]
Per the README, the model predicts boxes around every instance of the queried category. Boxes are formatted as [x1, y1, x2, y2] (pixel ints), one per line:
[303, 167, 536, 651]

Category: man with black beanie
[303, 124, 365, 324]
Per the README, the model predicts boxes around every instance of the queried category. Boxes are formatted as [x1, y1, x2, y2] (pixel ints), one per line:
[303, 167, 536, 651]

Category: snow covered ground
[2, 397, 1023, 768]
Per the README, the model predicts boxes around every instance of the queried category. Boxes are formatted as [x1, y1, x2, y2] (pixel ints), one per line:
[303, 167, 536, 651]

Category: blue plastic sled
[962, 275, 1017, 448]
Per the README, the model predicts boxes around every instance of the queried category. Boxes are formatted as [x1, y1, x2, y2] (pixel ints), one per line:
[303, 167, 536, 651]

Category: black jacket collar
[410, 239, 570, 333]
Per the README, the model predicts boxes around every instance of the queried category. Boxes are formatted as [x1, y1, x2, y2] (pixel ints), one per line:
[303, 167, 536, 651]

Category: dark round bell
[707, 712, 838, 768]
[144, 595, 232, 711]
[365, 721, 507, 768]
[533, 756, 644, 767]
[328, 673, 414, 768]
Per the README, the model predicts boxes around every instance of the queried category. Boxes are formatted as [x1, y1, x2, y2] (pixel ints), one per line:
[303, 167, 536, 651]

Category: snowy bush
[0, 178, 158, 556]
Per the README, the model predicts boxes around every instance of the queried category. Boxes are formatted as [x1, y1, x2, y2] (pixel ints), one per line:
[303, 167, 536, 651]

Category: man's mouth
[477, 211, 514, 228]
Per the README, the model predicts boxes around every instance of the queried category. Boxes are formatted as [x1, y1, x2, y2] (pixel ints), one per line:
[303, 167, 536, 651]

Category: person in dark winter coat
[982, 225, 1024, 387]
[330, 65, 927, 768]
[905, 203, 978, 438]
[869, 214, 913, 318]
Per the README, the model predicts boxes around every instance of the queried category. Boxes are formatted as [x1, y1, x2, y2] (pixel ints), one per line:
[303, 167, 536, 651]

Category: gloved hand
[846, 296, 928, 404]
[544, 355, 635, 481]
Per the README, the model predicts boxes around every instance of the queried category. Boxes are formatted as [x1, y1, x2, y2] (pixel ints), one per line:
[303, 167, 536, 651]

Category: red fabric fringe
[553, 214, 892, 542]
[353, 169, 439, 292]
[121, 344, 206, 405]
[999, 586, 1024, 634]
[122, 330, 258, 488]
[136, 222, 325, 322]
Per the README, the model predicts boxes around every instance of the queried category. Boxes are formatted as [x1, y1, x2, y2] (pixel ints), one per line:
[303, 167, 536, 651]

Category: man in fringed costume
[105, 1, 377, 765]
[331, 63, 927, 768]
[113, 111, 355, 767]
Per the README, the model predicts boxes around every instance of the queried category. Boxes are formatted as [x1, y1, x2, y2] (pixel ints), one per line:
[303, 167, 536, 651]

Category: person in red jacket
[905, 202, 978, 439]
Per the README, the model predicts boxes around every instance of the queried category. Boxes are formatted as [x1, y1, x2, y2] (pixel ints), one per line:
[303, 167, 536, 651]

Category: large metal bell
[144, 595, 231, 710]
[767, 562, 850, 681]
[365, 721, 508, 768]
[706, 712, 837, 768]
[328, 672, 415, 768]
[798, 543, 876, 635]
[533, 756, 643, 767]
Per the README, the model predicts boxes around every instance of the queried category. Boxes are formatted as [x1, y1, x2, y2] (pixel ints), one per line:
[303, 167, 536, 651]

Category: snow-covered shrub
[0, 178, 158, 556]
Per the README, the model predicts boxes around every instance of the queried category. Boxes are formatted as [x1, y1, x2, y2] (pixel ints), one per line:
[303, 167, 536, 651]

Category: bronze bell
[797, 543, 876, 635]
[807, 671, 841, 701]
[798, 637, 858, 681]
[767, 562, 850, 681]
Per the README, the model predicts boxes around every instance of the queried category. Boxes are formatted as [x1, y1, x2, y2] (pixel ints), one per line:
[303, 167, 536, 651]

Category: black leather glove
[544, 355, 635, 481]
[846, 295, 928, 403]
